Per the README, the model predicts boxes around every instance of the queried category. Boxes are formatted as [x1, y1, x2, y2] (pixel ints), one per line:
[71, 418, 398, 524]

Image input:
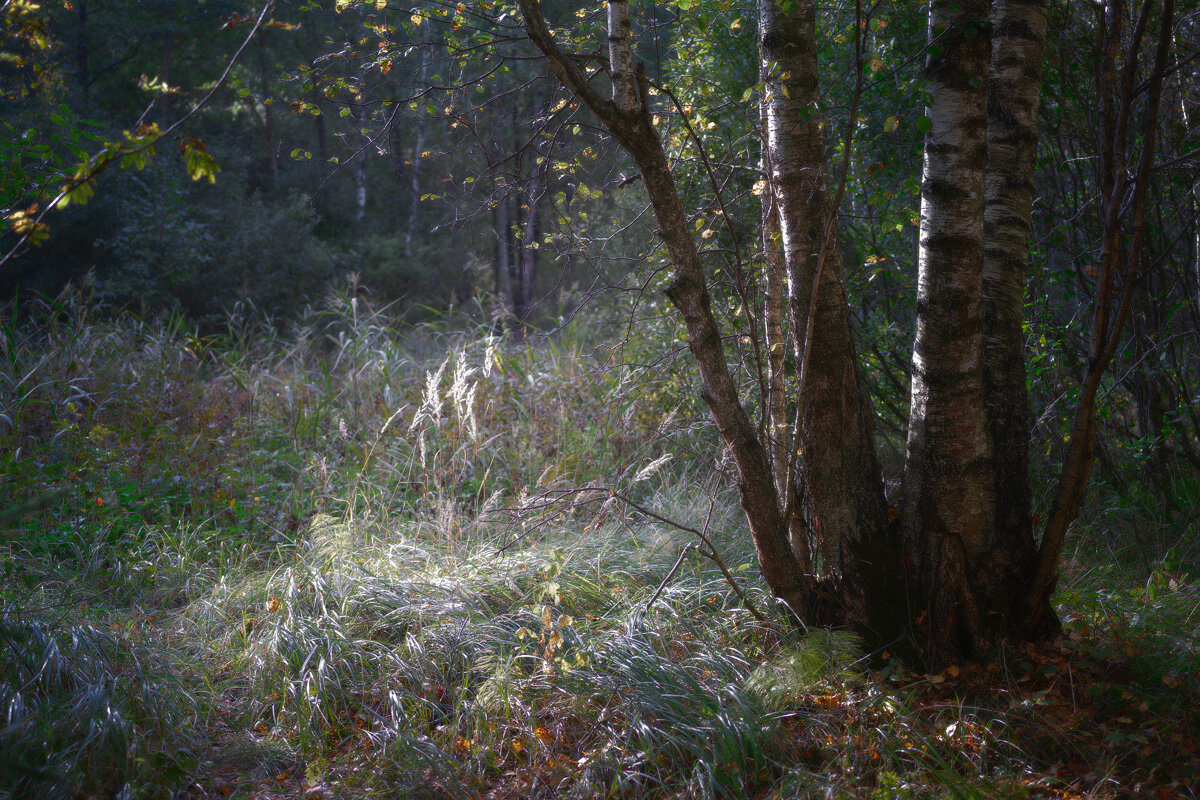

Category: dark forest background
[2, 1, 1200, 797]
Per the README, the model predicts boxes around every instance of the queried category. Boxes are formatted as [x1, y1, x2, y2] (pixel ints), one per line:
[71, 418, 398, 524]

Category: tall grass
[0, 605, 199, 799]
[2, 289, 1196, 798]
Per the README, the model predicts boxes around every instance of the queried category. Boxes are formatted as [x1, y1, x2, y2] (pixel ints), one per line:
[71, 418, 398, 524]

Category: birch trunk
[758, 0, 907, 651]
[761, 193, 808, 571]
[902, 0, 997, 664]
[759, 59, 808, 573]
[982, 0, 1057, 636]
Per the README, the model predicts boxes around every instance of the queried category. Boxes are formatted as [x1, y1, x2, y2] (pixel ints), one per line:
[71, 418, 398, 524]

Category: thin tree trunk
[354, 152, 368, 225]
[1173, 28, 1200, 337]
[493, 199, 514, 329]
[74, 1, 90, 102]
[518, 167, 544, 325]
[761, 179, 808, 571]
[315, 113, 327, 164]
[759, 0, 906, 651]
[518, 0, 818, 623]
[406, 40, 430, 256]
[405, 118, 426, 248]
[256, 35, 277, 188]
[1028, 0, 1176, 631]
[902, 0, 997, 664]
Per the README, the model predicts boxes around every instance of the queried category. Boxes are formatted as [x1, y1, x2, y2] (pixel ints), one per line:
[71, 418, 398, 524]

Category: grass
[1, 290, 1198, 799]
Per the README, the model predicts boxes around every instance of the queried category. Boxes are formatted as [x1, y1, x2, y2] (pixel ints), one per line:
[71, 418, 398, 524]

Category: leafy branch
[1, 2, 273, 268]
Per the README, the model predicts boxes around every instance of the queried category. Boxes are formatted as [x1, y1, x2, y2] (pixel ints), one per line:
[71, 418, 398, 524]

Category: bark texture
[759, 61, 809, 573]
[759, 0, 908, 652]
[903, 0, 997, 664]
[761, 193, 801, 565]
[982, 0, 1058, 637]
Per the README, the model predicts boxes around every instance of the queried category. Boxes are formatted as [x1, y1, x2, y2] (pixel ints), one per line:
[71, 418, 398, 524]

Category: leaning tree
[514, 0, 1177, 666]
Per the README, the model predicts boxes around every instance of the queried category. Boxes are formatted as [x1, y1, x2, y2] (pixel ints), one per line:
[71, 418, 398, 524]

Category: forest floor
[2, 299, 1198, 799]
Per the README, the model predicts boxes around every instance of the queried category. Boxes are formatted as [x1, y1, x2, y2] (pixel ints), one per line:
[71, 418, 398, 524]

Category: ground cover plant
[1, 294, 1198, 799]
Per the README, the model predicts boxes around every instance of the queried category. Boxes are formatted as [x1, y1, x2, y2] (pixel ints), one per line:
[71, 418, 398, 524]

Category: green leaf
[884, 115, 899, 133]
[916, 115, 932, 134]
[55, 179, 94, 209]
[182, 143, 220, 184]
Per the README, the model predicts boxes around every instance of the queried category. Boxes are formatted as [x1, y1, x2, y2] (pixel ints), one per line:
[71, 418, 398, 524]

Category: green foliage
[1, 0, 246, 261]
[94, 172, 350, 320]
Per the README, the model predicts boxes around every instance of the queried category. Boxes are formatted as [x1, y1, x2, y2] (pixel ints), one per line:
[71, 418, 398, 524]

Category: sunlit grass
[1, 291, 1196, 798]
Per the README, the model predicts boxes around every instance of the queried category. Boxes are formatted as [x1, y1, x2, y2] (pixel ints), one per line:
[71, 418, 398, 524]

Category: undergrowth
[1, 291, 1197, 799]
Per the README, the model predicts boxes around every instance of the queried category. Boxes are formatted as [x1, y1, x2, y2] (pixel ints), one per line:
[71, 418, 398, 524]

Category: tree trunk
[518, 0, 818, 623]
[1028, 0, 1176, 631]
[760, 169, 808, 572]
[256, 34, 277, 189]
[492, 198, 514, 329]
[902, 0, 998, 664]
[74, 1, 90, 102]
[759, 0, 907, 652]
[517, 167, 544, 325]
[982, 0, 1057, 637]
[406, 41, 430, 257]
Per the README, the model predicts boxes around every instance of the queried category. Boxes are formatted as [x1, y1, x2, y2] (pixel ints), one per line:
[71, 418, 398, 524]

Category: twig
[490, 482, 768, 622]
[607, 489, 768, 622]
[636, 543, 695, 623]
